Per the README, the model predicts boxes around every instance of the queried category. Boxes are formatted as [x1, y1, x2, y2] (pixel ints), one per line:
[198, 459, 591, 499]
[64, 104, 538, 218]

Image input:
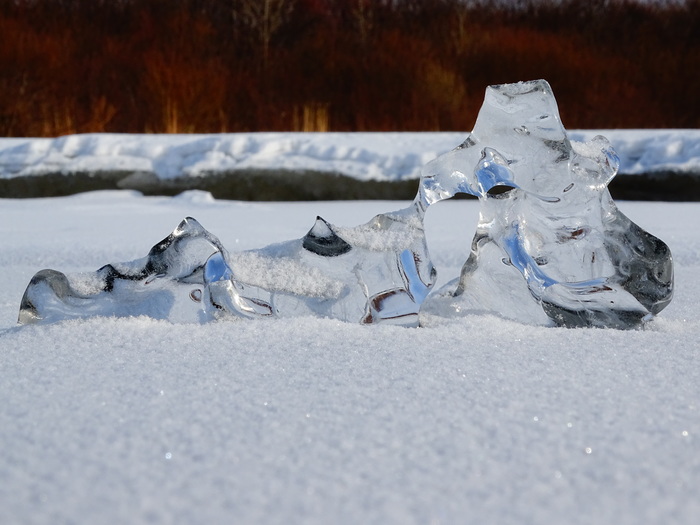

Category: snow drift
[1, 130, 699, 200]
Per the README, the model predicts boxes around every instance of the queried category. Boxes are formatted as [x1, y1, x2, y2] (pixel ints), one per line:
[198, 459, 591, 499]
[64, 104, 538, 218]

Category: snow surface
[1, 191, 699, 524]
[1, 130, 699, 182]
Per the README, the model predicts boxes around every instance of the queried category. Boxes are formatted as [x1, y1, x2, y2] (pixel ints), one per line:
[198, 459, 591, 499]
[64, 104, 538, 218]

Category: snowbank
[0, 133, 458, 182]
[570, 129, 700, 176]
[1, 130, 699, 183]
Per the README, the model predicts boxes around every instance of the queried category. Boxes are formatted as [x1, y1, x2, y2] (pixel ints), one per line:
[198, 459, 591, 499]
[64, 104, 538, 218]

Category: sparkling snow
[1, 191, 699, 524]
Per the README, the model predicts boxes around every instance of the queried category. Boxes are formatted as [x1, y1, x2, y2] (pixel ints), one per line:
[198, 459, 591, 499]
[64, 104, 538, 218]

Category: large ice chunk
[18, 217, 249, 324]
[19, 204, 435, 327]
[419, 80, 673, 328]
[225, 204, 434, 326]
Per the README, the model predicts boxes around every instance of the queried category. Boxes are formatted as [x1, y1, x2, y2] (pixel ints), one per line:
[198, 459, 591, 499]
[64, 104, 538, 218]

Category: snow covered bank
[0, 133, 457, 182]
[1, 130, 699, 200]
[570, 130, 700, 176]
[1, 192, 699, 524]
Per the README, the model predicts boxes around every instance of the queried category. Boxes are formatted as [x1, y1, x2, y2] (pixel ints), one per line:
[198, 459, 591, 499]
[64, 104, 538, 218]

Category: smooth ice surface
[19, 201, 434, 327]
[419, 80, 673, 328]
[1, 192, 699, 525]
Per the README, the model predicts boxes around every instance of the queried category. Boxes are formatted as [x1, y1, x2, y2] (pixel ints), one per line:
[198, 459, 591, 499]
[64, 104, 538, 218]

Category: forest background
[0, 0, 698, 137]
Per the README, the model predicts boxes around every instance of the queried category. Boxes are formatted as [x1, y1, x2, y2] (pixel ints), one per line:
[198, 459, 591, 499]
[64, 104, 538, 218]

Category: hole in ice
[487, 184, 516, 197]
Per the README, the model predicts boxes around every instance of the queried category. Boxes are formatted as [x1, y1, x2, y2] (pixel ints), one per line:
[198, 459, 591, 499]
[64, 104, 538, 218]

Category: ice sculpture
[19, 205, 436, 327]
[418, 79, 673, 328]
[17, 79, 673, 329]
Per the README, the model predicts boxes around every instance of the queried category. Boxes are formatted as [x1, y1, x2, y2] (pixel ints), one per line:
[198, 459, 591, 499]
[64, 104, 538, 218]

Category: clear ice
[19, 206, 435, 327]
[418, 79, 673, 328]
[18, 79, 673, 329]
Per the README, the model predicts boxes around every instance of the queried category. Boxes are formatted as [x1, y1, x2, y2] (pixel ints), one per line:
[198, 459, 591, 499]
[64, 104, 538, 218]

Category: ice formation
[19, 206, 435, 327]
[418, 79, 673, 328]
[18, 80, 673, 329]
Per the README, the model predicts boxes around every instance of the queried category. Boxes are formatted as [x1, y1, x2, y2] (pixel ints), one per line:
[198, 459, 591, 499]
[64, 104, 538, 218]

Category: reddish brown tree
[0, 0, 697, 136]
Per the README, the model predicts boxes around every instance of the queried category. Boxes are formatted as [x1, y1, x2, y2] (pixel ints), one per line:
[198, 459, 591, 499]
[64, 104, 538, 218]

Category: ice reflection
[420, 80, 673, 328]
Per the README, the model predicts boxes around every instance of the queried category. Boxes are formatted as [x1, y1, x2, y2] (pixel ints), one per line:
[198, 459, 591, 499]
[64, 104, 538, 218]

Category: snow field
[0, 192, 699, 524]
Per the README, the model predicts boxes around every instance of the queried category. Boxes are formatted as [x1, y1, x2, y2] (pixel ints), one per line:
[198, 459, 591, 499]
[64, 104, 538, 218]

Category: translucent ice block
[19, 217, 241, 325]
[19, 205, 436, 327]
[419, 80, 673, 328]
[17, 79, 673, 329]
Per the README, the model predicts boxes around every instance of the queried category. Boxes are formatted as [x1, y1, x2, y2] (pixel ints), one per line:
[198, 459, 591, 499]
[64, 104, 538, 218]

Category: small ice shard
[302, 216, 352, 257]
[419, 79, 673, 328]
[19, 206, 436, 327]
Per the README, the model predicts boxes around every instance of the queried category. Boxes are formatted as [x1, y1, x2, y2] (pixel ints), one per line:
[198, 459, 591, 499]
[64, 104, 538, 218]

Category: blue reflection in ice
[420, 79, 673, 328]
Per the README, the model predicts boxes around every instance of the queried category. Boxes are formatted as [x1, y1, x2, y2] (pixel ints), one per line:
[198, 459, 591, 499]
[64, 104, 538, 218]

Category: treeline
[0, 0, 698, 136]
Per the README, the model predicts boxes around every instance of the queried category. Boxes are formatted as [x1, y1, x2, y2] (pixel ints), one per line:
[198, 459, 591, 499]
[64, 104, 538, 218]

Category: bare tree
[235, 0, 295, 68]
[351, 0, 374, 48]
